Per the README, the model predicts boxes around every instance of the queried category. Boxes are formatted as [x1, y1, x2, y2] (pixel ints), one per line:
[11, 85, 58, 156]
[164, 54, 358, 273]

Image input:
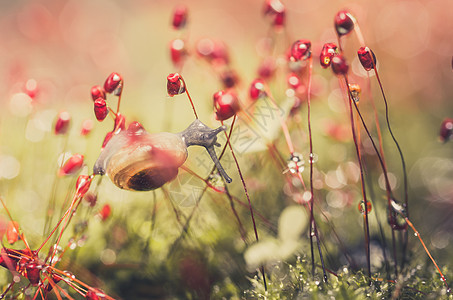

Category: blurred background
[0, 0, 453, 298]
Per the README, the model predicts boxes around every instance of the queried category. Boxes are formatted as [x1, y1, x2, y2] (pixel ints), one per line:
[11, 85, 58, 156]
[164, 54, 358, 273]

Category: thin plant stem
[305, 57, 328, 282]
[179, 76, 199, 119]
[341, 76, 372, 280]
[404, 218, 450, 292]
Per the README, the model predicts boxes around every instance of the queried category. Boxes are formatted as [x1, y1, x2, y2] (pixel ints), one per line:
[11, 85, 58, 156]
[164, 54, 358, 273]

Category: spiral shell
[94, 129, 187, 191]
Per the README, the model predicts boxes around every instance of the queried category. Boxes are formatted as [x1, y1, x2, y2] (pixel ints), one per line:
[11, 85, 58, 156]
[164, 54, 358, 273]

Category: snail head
[179, 119, 232, 183]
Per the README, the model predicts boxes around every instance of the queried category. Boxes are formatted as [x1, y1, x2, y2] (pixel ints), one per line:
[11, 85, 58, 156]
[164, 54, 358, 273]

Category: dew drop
[285, 152, 305, 174]
[309, 153, 318, 164]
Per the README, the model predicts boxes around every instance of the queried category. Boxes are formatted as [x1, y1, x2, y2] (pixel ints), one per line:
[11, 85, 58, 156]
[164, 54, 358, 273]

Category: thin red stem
[405, 218, 450, 292]
[179, 76, 199, 119]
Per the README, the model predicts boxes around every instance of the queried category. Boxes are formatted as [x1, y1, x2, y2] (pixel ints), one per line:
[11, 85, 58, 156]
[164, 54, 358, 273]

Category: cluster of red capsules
[0, 176, 111, 299]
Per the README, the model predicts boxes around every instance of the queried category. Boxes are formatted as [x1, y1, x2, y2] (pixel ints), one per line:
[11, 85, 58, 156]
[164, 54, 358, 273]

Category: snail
[93, 119, 232, 191]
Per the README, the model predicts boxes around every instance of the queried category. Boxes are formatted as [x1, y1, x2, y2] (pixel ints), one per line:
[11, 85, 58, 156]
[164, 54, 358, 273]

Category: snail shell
[94, 127, 187, 191]
[93, 119, 231, 191]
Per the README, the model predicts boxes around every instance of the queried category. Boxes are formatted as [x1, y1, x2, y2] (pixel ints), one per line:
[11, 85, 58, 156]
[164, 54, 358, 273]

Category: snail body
[94, 120, 231, 191]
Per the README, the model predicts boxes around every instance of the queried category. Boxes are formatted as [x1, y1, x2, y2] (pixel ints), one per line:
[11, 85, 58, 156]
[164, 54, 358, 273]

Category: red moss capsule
[167, 73, 185, 96]
[257, 57, 276, 80]
[331, 54, 349, 75]
[334, 10, 355, 36]
[220, 69, 239, 88]
[26, 263, 41, 286]
[59, 154, 84, 176]
[94, 98, 109, 121]
[54, 111, 71, 135]
[99, 204, 111, 221]
[104, 72, 123, 95]
[290, 39, 311, 61]
[76, 175, 92, 197]
[440, 118, 453, 142]
[91, 85, 106, 101]
[169, 39, 187, 67]
[213, 90, 240, 121]
[357, 46, 377, 71]
[249, 78, 266, 101]
[287, 73, 301, 90]
[80, 119, 94, 136]
[24, 79, 39, 99]
[320, 43, 338, 68]
[86, 290, 100, 300]
[172, 5, 188, 30]
[264, 0, 286, 28]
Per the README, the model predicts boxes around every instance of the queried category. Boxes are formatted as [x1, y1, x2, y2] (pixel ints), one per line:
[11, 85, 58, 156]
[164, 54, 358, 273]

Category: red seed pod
[169, 39, 187, 67]
[91, 85, 106, 101]
[357, 46, 377, 71]
[287, 73, 301, 90]
[358, 200, 372, 215]
[220, 69, 239, 88]
[76, 175, 92, 197]
[167, 73, 185, 96]
[26, 263, 41, 286]
[320, 43, 338, 68]
[249, 78, 266, 101]
[6, 221, 19, 244]
[440, 118, 453, 142]
[257, 57, 276, 80]
[94, 98, 109, 121]
[59, 154, 84, 176]
[127, 121, 145, 135]
[104, 72, 123, 96]
[24, 79, 39, 99]
[99, 204, 111, 221]
[86, 289, 106, 300]
[290, 39, 311, 61]
[264, 0, 286, 28]
[334, 10, 355, 36]
[80, 119, 94, 136]
[54, 111, 71, 135]
[172, 5, 188, 30]
[213, 90, 240, 121]
[331, 54, 349, 75]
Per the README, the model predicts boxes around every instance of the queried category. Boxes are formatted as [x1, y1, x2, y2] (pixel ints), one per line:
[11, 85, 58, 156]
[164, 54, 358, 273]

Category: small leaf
[278, 205, 307, 241]
[244, 239, 279, 271]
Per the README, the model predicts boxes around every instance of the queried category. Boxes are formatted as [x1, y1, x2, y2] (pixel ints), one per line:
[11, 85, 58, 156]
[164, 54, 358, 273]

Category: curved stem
[179, 76, 199, 119]
[306, 57, 327, 282]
